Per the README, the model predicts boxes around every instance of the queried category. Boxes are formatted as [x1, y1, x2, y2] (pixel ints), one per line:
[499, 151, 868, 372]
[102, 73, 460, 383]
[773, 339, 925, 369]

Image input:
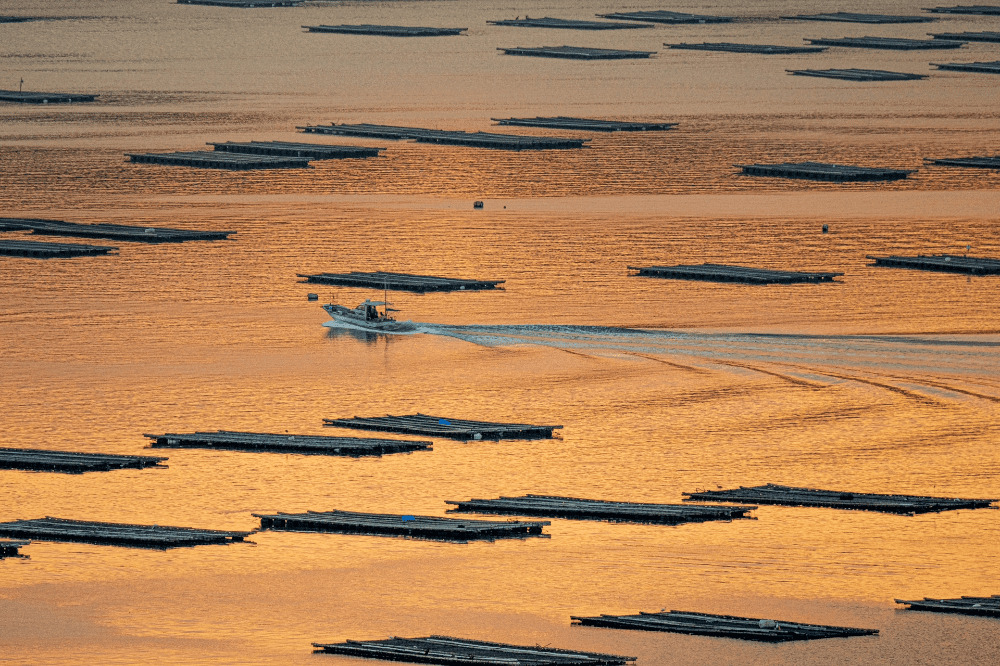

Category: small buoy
[307, 293, 318, 301]
[473, 200, 484, 209]
[822, 224, 829, 233]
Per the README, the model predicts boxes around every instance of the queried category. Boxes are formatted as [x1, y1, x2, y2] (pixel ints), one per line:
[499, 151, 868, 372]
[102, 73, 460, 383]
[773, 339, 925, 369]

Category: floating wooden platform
[254, 510, 550, 542]
[0, 447, 167, 473]
[488, 17, 653, 30]
[324, 413, 563, 440]
[629, 263, 843, 285]
[667, 42, 827, 54]
[126, 151, 312, 170]
[0, 538, 30, 557]
[446, 494, 756, 524]
[208, 141, 383, 159]
[177, 0, 302, 6]
[930, 31, 1000, 42]
[493, 116, 676, 132]
[924, 5, 1000, 15]
[299, 123, 589, 150]
[297, 270, 504, 292]
[896, 596, 1000, 617]
[683, 483, 997, 514]
[145, 430, 432, 456]
[737, 161, 914, 181]
[806, 36, 964, 49]
[866, 253, 1000, 275]
[313, 636, 635, 665]
[597, 10, 734, 24]
[0, 517, 251, 548]
[572, 610, 879, 642]
[499, 45, 656, 59]
[925, 155, 1000, 168]
[783, 12, 935, 23]
[787, 68, 927, 81]
[0, 217, 235, 243]
[0, 90, 97, 104]
[303, 24, 467, 37]
[0, 239, 117, 258]
[932, 60, 1000, 73]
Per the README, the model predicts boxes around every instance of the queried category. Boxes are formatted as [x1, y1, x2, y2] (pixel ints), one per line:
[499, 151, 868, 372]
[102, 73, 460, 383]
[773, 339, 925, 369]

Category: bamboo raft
[667, 42, 827, 54]
[787, 68, 927, 81]
[303, 24, 467, 37]
[737, 161, 914, 181]
[0, 447, 167, 473]
[782, 12, 935, 23]
[925, 155, 1000, 168]
[299, 123, 589, 150]
[312, 636, 636, 665]
[596, 10, 734, 24]
[177, 0, 302, 6]
[683, 483, 997, 514]
[324, 414, 563, 440]
[866, 253, 1000, 275]
[208, 141, 383, 160]
[896, 596, 1000, 617]
[572, 610, 879, 642]
[0, 217, 234, 243]
[498, 45, 656, 60]
[446, 494, 756, 524]
[629, 263, 843, 285]
[145, 430, 432, 456]
[297, 270, 504, 292]
[254, 510, 550, 542]
[0, 90, 97, 104]
[0, 539, 30, 557]
[126, 151, 312, 170]
[493, 116, 677, 132]
[0, 517, 251, 548]
[930, 31, 1000, 42]
[932, 60, 1000, 73]
[924, 5, 1000, 15]
[488, 17, 653, 30]
[806, 36, 964, 49]
[0, 239, 118, 258]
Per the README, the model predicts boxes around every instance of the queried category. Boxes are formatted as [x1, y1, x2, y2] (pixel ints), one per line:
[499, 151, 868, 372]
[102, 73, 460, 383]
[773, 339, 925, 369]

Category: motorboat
[322, 300, 417, 333]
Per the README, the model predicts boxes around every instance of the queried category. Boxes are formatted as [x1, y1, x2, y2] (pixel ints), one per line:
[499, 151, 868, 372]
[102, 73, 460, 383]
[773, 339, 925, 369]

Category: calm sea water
[2, 1, 999, 664]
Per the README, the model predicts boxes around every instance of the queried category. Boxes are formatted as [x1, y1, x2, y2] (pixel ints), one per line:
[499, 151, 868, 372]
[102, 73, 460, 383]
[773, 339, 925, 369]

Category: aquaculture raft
[0, 217, 234, 243]
[312, 636, 635, 665]
[736, 161, 914, 181]
[667, 42, 827, 54]
[924, 5, 1000, 15]
[683, 483, 997, 514]
[493, 116, 676, 131]
[0, 239, 117, 258]
[571, 610, 879, 642]
[126, 151, 312, 170]
[303, 24, 467, 37]
[0, 539, 29, 557]
[925, 155, 1000, 169]
[254, 510, 550, 541]
[782, 12, 935, 23]
[446, 494, 756, 524]
[0, 447, 167, 473]
[0, 517, 251, 548]
[787, 68, 926, 81]
[805, 36, 964, 49]
[145, 430, 432, 456]
[628, 263, 843, 285]
[208, 141, 383, 160]
[0, 90, 97, 104]
[866, 253, 1000, 275]
[177, 0, 302, 6]
[488, 17, 653, 30]
[499, 45, 656, 59]
[896, 596, 1000, 617]
[596, 10, 734, 24]
[297, 270, 504, 292]
[930, 31, 1000, 42]
[932, 60, 1000, 73]
[324, 414, 563, 440]
[299, 123, 589, 150]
